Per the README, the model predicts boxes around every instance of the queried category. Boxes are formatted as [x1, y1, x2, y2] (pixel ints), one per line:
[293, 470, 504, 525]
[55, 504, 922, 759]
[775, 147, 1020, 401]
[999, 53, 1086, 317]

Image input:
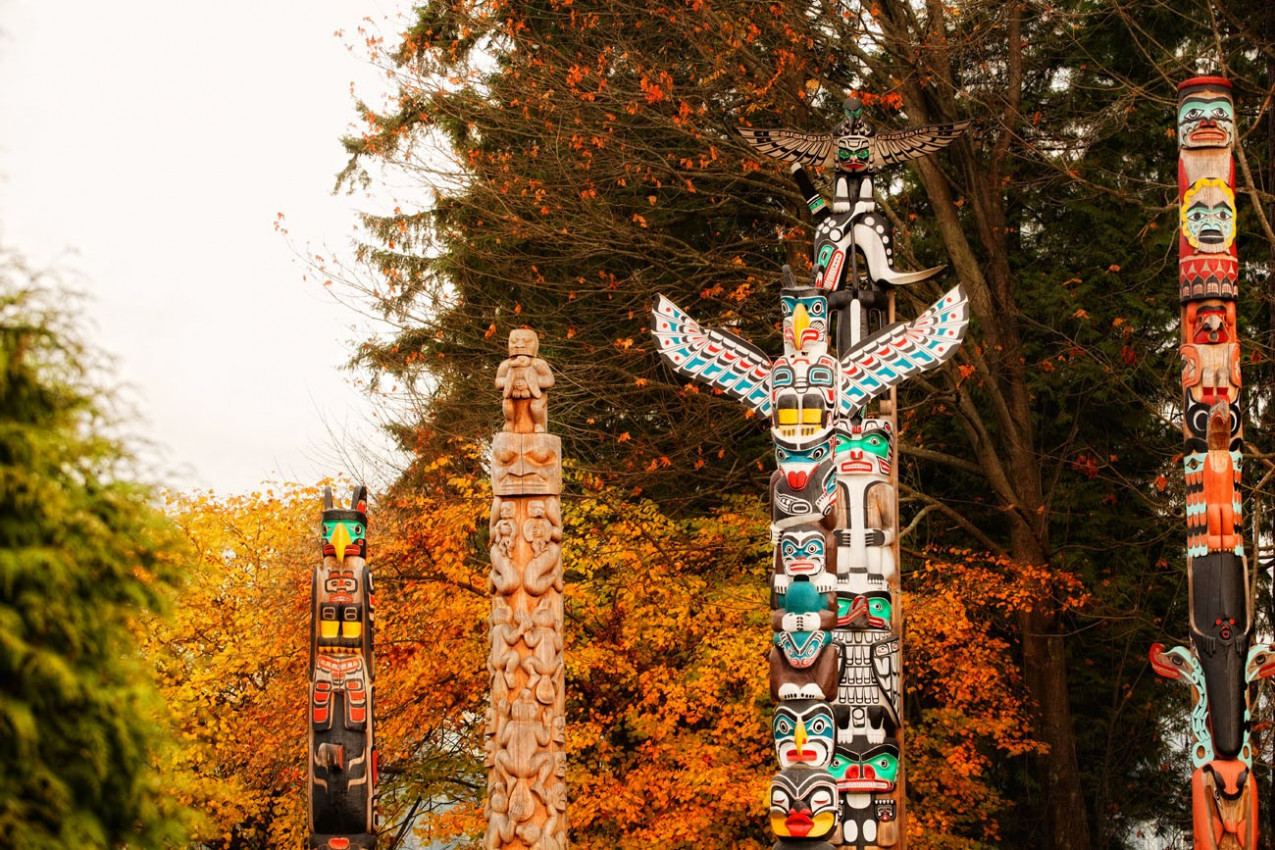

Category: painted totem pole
[309, 486, 378, 850]
[1150, 76, 1275, 850]
[652, 97, 969, 849]
[486, 328, 567, 850]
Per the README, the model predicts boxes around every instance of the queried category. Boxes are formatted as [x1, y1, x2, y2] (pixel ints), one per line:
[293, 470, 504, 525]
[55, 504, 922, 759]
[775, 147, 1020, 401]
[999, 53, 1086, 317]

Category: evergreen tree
[0, 249, 186, 848]
[334, 1, 1275, 846]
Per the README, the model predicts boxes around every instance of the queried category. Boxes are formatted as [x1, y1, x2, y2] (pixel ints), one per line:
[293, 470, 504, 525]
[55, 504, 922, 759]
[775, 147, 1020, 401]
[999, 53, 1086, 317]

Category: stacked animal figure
[309, 486, 378, 849]
[652, 97, 969, 849]
[1150, 76, 1275, 850]
[486, 329, 568, 850]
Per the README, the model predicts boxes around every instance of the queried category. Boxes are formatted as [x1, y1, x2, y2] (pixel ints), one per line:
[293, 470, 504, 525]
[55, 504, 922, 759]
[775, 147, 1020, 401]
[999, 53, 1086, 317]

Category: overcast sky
[0, 0, 413, 494]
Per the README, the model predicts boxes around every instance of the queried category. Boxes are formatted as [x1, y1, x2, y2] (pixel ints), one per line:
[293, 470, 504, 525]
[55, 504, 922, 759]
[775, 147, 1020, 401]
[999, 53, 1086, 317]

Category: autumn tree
[0, 248, 188, 849]
[147, 481, 492, 848]
[330, 0, 1275, 847]
[146, 486, 319, 848]
[365, 454, 1060, 848]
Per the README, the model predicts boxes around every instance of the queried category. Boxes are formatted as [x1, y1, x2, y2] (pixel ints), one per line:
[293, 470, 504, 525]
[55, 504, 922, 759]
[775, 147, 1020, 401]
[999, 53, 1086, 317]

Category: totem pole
[486, 328, 567, 850]
[309, 486, 378, 850]
[652, 96, 969, 849]
[1150, 76, 1275, 850]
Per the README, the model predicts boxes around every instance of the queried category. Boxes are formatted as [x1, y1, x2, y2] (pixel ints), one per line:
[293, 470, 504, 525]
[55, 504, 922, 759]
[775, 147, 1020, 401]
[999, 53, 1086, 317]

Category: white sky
[0, 0, 413, 494]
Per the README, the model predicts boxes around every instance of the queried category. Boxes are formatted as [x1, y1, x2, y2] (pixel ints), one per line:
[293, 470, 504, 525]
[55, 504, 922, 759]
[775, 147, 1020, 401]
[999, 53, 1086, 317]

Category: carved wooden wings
[651, 285, 969, 419]
[651, 295, 775, 415]
[860, 121, 972, 170]
[838, 285, 969, 416]
[737, 121, 972, 171]
[736, 128, 833, 169]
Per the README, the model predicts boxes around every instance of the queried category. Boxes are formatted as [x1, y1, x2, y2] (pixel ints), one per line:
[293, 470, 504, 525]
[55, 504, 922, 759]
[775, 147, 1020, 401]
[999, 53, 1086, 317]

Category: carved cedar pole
[1151, 76, 1275, 850]
[652, 97, 969, 850]
[486, 328, 568, 850]
[309, 485, 378, 849]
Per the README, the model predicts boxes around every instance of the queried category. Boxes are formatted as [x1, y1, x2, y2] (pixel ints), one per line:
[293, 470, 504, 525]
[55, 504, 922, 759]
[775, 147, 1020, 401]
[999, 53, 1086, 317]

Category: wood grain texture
[487, 330, 567, 850]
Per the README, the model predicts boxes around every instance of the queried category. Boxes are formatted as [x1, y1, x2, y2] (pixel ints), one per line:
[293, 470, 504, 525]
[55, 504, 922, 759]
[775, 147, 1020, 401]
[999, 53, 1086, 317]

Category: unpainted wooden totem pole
[486, 328, 567, 850]
[652, 97, 969, 849]
[1150, 76, 1275, 850]
[309, 486, 378, 849]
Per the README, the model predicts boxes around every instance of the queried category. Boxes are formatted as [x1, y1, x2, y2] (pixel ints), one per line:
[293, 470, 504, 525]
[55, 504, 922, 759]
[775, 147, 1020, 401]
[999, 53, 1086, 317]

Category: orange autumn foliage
[143, 481, 493, 848]
[904, 551, 1089, 849]
[145, 474, 1083, 848]
[143, 487, 318, 848]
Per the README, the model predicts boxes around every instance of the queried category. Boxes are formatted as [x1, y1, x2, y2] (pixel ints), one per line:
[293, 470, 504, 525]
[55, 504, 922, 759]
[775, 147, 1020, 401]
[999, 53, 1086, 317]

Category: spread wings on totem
[737, 121, 972, 171]
[735, 128, 833, 169]
[651, 285, 969, 419]
[838, 285, 969, 416]
[650, 296, 775, 414]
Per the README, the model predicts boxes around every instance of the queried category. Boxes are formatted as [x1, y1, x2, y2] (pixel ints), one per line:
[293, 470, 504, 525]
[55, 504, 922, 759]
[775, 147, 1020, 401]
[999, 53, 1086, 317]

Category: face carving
[836, 134, 872, 172]
[1184, 397, 1240, 453]
[774, 700, 836, 768]
[773, 440, 838, 521]
[491, 433, 562, 495]
[508, 328, 540, 357]
[836, 591, 893, 630]
[781, 289, 830, 355]
[1181, 179, 1236, 252]
[834, 419, 893, 478]
[770, 767, 839, 840]
[772, 355, 839, 449]
[1191, 303, 1233, 344]
[1178, 90, 1234, 149]
[322, 515, 367, 564]
[779, 526, 829, 577]
[829, 736, 900, 793]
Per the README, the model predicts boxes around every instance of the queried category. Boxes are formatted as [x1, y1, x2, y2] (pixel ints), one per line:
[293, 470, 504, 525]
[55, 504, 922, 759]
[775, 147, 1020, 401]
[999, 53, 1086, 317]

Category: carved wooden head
[508, 328, 540, 358]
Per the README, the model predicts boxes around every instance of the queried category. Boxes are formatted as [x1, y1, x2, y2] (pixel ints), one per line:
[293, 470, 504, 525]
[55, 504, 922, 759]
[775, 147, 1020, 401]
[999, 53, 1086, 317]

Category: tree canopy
[328, 1, 1275, 848]
[0, 249, 189, 849]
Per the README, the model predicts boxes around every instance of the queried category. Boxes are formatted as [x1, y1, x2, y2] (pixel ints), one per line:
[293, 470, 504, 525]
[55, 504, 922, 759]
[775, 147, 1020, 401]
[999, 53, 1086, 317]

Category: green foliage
[334, 0, 1275, 847]
[0, 251, 188, 848]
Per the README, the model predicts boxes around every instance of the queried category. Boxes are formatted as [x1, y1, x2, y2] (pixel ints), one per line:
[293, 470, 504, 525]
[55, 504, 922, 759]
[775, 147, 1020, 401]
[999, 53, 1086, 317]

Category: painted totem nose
[793, 719, 808, 758]
[329, 523, 353, 564]
[787, 471, 809, 489]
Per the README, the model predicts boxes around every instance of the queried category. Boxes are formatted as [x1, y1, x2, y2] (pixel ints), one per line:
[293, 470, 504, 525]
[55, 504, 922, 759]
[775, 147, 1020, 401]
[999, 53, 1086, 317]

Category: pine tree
[0, 249, 186, 848]
[333, 1, 1275, 846]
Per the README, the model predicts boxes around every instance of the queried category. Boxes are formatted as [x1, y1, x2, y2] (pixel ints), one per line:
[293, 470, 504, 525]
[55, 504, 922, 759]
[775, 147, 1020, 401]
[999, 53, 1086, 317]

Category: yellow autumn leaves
[137, 476, 1069, 848]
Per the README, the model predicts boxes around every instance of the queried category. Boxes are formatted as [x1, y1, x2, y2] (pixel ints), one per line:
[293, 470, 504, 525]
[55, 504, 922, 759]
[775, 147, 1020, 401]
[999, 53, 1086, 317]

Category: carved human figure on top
[496, 328, 554, 433]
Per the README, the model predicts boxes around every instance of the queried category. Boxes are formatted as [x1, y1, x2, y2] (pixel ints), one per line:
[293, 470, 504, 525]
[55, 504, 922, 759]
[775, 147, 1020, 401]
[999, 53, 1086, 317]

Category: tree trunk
[868, 2, 1095, 839]
[1020, 608, 1089, 850]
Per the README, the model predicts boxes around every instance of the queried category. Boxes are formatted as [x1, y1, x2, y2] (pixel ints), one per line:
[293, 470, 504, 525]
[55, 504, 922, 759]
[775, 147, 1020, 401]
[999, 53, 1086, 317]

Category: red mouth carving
[1189, 127, 1228, 143]
[787, 471, 810, 489]
[843, 778, 892, 792]
[785, 812, 814, 836]
[782, 746, 820, 763]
